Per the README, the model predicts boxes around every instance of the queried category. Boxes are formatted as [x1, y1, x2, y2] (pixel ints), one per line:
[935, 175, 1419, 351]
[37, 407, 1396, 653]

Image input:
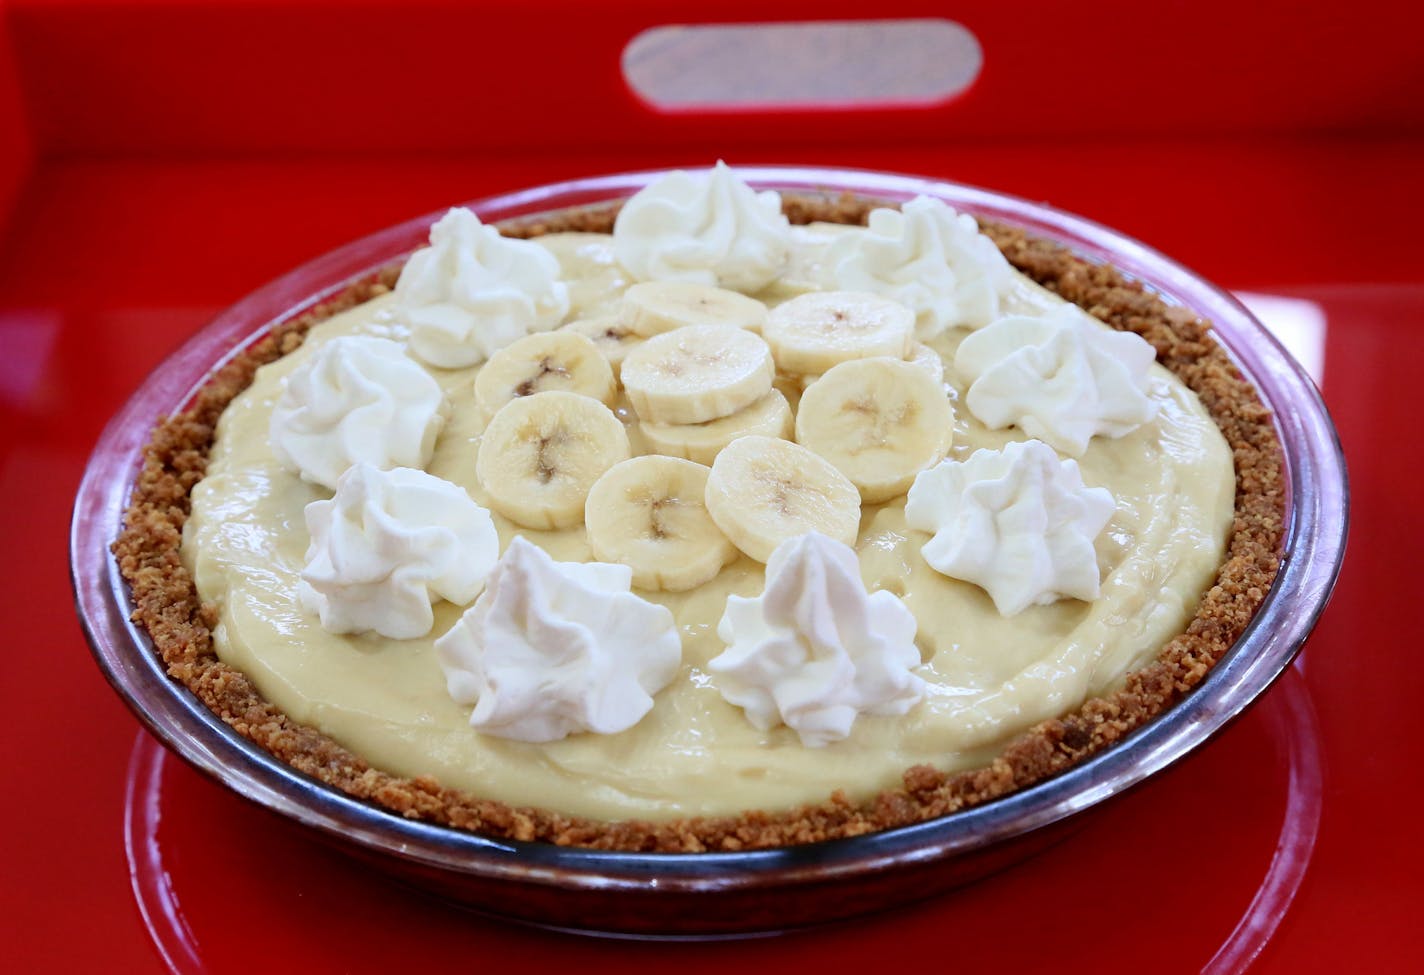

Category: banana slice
[476, 391, 631, 529]
[621, 325, 775, 425]
[906, 341, 946, 385]
[560, 316, 644, 379]
[797, 339, 945, 391]
[473, 330, 617, 419]
[795, 357, 953, 504]
[532, 232, 630, 319]
[705, 435, 862, 563]
[585, 456, 737, 591]
[621, 281, 768, 337]
[639, 389, 794, 466]
[766, 223, 853, 298]
[763, 291, 915, 375]
[772, 370, 805, 412]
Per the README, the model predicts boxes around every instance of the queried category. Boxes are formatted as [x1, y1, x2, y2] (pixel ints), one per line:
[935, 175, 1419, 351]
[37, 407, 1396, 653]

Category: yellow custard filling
[182, 228, 1235, 821]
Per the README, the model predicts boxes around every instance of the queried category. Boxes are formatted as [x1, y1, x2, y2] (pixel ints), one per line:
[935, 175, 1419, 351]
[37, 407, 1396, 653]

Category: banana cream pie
[114, 164, 1284, 849]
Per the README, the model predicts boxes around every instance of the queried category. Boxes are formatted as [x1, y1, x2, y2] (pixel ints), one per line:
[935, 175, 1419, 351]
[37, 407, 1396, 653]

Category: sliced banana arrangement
[762, 291, 915, 375]
[621, 324, 775, 425]
[621, 281, 768, 336]
[473, 330, 617, 419]
[796, 358, 954, 503]
[475, 390, 630, 530]
[704, 435, 862, 563]
[639, 389, 793, 466]
[585, 456, 737, 591]
[425, 207, 963, 598]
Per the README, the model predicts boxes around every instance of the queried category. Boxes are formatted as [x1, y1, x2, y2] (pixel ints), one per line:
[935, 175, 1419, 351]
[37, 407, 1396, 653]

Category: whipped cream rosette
[394, 207, 570, 368]
[956, 304, 1160, 456]
[710, 533, 926, 747]
[905, 440, 1116, 616]
[613, 160, 792, 292]
[268, 334, 445, 490]
[298, 463, 499, 639]
[822, 195, 1013, 337]
[435, 537, 682, 743]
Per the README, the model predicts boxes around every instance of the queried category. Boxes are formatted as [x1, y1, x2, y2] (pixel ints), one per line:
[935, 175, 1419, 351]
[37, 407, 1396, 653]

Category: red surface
[9, 0, 1424, 153]
[117, 665, 1321, 969]
[4, 1, 1424, 970]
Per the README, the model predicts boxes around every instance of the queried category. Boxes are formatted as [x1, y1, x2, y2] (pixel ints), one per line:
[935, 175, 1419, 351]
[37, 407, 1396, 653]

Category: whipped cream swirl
[298, 464, 499, 640]
[435, 537, 682, 742]
[822, 195, 1013, 338]
[269, 335, 445, 490]
[956, 305, 1160, 456]
[612, 161, 792, 292]
[710, 533, 925, 747]
[905, 440, 1116, 616]
[394, 207, 570, 369]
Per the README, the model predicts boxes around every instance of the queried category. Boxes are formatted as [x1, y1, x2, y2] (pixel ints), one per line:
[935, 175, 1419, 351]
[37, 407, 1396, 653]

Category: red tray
[3, 1, 1422, 970]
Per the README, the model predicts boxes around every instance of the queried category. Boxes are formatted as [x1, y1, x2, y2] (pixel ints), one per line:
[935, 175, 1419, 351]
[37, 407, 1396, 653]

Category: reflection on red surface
[122, 665, 1323, 972]
[1236, 294, 1328, 387]
[125, 738, 204, 974]
[0, 311, 60, 407]
[1203, 662, 1322, 974]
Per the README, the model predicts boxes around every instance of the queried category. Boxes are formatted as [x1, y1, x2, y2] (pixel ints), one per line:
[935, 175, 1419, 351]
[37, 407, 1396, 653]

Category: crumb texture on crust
[112, 195, 1285, 852]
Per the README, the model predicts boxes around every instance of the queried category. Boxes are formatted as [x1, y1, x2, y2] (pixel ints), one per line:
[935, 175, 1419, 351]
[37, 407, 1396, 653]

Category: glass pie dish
[71, 166, 1347, 937]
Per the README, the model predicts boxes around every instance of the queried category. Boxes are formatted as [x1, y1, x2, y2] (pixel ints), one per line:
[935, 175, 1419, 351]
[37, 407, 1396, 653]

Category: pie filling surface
[181, 225, 1234, 821]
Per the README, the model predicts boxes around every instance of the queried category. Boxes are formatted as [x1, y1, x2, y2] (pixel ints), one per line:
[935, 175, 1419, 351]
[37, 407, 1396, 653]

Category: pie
[113, 172, 1284, 851]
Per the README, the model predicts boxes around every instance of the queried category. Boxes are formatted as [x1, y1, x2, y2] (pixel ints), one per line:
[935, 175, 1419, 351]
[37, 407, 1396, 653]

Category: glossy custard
[182, 228, 1235, 821]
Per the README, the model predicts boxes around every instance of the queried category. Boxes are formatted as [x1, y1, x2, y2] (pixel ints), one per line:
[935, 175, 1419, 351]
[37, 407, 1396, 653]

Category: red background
[2, 2, 1422, 970]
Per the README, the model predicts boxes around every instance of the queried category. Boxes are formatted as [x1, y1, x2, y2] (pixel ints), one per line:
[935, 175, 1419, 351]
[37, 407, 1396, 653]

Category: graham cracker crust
[111, 194, 1286, 852]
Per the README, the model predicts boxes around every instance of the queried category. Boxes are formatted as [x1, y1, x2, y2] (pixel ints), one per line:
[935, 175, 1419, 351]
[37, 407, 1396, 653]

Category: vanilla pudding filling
[182, 222, 1235, 822]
